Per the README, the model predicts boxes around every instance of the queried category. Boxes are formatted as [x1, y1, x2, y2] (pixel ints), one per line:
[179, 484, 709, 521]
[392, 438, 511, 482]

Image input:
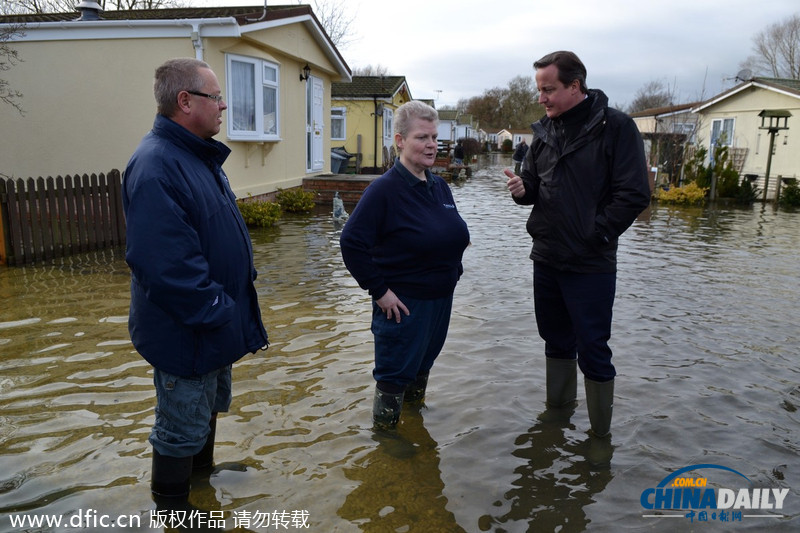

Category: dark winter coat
[123, 114, 268, 377]
[513, 89, 650, 272]
[512, 141, 529, 162]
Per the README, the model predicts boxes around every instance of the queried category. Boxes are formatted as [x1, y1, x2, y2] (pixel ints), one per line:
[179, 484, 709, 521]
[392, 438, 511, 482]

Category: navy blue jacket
[514, 89, 650, 272]
[340, 162, 470, 300]
[123, 114, 268, 377]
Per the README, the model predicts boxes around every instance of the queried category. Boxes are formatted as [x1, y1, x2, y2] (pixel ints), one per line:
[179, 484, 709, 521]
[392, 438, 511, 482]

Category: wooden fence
[0, 170, 125, 266]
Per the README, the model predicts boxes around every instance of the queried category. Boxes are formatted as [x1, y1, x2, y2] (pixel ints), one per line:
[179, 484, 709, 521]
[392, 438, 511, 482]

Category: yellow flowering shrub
[654, 182, 708, 206]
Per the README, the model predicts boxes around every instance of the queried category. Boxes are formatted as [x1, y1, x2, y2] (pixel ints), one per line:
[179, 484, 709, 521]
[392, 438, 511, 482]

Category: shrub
[779, 179, 800, 208]
[711, 145, 741, 199]
[654, 182, 708, 205]
[735, 178, 760, 205]
[716, 166, 741, 198]
[276, 187, 316, 213]
[683, 144, 708, 185]
[458, 137, 482, 162]
[237, 198, 282, 227]
[502, 139, 513, 153]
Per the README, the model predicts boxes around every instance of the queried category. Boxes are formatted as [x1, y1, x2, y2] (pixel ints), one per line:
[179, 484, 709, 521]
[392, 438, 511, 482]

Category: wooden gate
[0, 170, 125, 266]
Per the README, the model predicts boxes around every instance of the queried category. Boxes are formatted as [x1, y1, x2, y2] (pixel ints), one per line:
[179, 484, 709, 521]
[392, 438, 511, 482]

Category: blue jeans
[533, 263, 616, 382]
[371, 294, 453, 389]
[150, 365, 232, 457]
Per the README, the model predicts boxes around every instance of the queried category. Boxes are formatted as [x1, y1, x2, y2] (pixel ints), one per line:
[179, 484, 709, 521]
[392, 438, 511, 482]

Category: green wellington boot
[404, 373, 429, 404]
[372, 386, 404, 429]
[584, 377, 614, 438]
[537, 357, 578, 423]
[545, 357, 578, 409]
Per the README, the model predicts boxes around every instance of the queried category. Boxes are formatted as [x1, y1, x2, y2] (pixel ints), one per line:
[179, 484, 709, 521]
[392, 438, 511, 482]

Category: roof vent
[75, 1, 103, 21]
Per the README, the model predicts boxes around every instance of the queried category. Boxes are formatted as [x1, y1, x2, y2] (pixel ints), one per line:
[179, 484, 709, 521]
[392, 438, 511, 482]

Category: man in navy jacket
[123, 58, 268, 500]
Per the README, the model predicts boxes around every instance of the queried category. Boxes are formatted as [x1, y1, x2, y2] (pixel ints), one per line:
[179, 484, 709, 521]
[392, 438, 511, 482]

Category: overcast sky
[202, 0, 798, 109]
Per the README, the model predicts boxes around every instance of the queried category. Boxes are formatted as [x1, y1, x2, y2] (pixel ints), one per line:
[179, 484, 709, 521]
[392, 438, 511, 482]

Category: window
[331, 107, 346, 140]
[710, 118, 734, 147]
[226, 54, 280, 141]
[672, 123, 695, 135]
[383, 108, 393, 141]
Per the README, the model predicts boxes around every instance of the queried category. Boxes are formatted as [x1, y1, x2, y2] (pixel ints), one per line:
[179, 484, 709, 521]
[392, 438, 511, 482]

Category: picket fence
[0, 170, 125, 266]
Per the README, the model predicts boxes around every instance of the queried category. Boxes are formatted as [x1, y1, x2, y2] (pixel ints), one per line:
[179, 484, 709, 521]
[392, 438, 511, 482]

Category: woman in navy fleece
[340, 100, 470, 429]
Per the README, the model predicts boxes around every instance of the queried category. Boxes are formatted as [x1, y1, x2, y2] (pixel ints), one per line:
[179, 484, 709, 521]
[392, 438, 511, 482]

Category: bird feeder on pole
[758, 109, 791, 202]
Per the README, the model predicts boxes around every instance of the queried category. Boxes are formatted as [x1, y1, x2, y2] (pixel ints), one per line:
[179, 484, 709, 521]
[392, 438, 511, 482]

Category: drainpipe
[373, 98, 379, 170]
[191, 23, 204, 60]
[246, 0, 269, 22]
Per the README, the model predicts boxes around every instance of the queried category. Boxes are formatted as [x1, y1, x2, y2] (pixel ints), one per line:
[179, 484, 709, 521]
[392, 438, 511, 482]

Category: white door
[306, 75, 325, 172]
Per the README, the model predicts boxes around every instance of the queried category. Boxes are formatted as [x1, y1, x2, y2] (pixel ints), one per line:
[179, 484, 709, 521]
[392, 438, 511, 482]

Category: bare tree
[0, 23, 24, 114]
[351, 64, 391, 76]
[2, 0, 186, 15]
[463, 75, 543, 129]
[299, 0, 357, 49]
[627, 79, 674, 114]
[740, 13, 800, 79]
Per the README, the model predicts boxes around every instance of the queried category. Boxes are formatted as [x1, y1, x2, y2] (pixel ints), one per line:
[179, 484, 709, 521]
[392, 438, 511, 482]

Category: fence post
[0, 179, 8, 265]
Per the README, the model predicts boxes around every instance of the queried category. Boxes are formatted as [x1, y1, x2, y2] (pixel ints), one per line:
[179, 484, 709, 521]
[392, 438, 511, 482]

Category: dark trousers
[371, 294, 453, 390]
[533, 262, 616, 382]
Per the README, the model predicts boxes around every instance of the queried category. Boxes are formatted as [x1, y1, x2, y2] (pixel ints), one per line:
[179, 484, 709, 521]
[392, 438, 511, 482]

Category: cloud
[202, 0, 798, 109]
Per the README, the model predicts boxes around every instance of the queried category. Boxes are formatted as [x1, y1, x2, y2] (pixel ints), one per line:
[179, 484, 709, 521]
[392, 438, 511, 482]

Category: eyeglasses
[186, 90, 224, 104]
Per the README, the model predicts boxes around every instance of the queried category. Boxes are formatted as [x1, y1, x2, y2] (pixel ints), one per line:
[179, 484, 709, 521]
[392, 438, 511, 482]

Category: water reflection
[482, 415, 613, 532]
[0, 155, 798, 532]
[339, 408, 465, 532]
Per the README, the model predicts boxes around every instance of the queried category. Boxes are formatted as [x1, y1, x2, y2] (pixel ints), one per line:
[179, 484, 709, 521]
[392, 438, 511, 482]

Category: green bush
[458, 137, 482, 162]
[276, 187, 316, 213]
[237, 198, 282, 227]
[654, 182, 708, 205]
[683, 144, 708, 185]
[779, 179, 800, 208]
[501, 139, 513, 153]
[711, 145, 741, 199]
[735, 178, 760, 205]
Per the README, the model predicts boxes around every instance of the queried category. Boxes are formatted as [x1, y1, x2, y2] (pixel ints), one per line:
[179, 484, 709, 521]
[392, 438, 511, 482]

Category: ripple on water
[0, 159, 798, 530]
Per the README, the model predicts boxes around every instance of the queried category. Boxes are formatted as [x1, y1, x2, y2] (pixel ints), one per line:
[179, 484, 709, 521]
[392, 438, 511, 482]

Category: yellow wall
[333, 99, 381, 169]
[0, 38, 180, 181]
[0, 22, 338, 197]
[695, 89, 799, 181]
[332, 89, 411, 170]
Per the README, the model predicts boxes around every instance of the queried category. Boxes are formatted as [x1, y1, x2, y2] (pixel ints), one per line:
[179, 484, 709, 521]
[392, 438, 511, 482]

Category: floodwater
[0, 154, 798, 532]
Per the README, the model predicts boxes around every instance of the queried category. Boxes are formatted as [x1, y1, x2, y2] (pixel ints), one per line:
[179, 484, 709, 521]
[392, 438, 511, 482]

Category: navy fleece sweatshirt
[340, 162, 470, 300]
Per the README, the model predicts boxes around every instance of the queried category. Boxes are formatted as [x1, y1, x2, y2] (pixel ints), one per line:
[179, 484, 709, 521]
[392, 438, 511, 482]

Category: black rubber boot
[545, 357, 577, 409]
[192, 413, 217, 472]
[151, 449, 192, 500]
[372, 384, 404, 429]
[404, 373, 429, 404]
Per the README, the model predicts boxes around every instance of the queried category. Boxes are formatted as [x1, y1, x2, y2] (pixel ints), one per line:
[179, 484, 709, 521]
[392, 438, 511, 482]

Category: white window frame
[383, 108, 393, 142]
[331, 107, 346, 141]
[710, 118, 735, 147]
[225, 54, 281, 142]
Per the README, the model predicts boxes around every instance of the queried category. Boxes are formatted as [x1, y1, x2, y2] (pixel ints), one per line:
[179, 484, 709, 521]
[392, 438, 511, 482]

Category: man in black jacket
[505, 51, 650, 445]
